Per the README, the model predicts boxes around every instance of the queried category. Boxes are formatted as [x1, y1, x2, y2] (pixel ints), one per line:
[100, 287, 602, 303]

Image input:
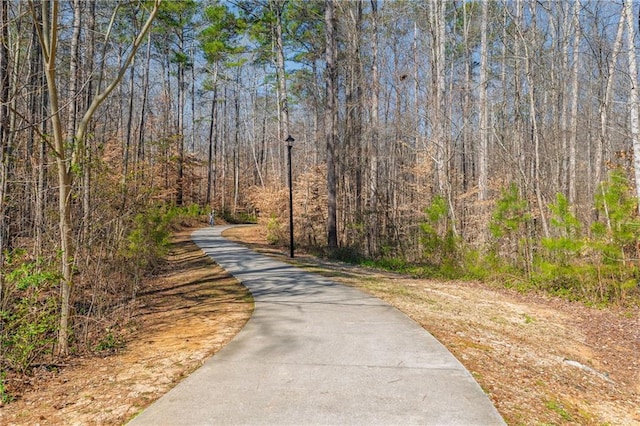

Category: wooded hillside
[1, 0, 639, 397]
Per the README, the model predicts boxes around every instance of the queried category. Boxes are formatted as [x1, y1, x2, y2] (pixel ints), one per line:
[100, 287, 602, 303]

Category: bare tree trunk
[522, 4, 550, 238]
[343, 0, 363, 223]
[478, 0, 489, 201]
[177, 43, 185, 206]
[250, 73, 265, 188]
[462, 3, 472, 194]
[429, 0, 447, 195]
[261, 69, 270, 180]
[368, 0, 379, 257]
[0, 0, 10, 300]
[598, 3, 625, 190]
[66, 0, 81, 150]
[123, 57, 135, 181]
[413, 20, 419, 151]
[624, 0, 640, 214]
[38, 0, 75, 356]
[82, 0, 96, 245]
[560, 2, 570, 195]
[513, 0, 527, 189]
[221, 86, 227, 211]
[428, 0, 456, 235]
[29, 2, 47, 261]
[32, 0, 161, 355]
[206, 63, 219, 207]
[272, 0, 290, 178]
[325, 0, 338, 249]
[160, 56, 170, 193]
[36, 130, 47, 260]
[568, 0, 581, 205]
[233, 66, 241, 212]
[190, 45, 196, 153]
[137, 33, 152, 167]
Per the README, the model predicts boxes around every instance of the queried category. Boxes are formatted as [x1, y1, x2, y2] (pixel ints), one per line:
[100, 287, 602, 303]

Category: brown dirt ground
[0, 228, 253, 425]
[1, 224, 638, 425]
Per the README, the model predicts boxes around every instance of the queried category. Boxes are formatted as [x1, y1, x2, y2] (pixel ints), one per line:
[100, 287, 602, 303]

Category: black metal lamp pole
[286, 135, 295, 258]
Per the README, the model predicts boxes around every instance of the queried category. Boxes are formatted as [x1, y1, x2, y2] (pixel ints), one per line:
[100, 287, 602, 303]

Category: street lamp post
[286, 135, 295, 258]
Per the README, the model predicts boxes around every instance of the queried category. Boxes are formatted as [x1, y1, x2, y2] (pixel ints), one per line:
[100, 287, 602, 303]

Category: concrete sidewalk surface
[128, 226, 505, 425]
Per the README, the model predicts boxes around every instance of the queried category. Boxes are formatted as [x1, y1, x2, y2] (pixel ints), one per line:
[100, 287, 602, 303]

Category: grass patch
[545, 398, 573, 422]
[522, 313, 535, 324]
[220, 210, 258, 224]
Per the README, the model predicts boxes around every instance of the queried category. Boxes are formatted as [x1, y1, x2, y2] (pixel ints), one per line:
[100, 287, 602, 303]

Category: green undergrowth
[219, 208, 258, 225]
[0, 251, 59, 375]
[0, 202, 211, 400]
[327, 172, 640, 308]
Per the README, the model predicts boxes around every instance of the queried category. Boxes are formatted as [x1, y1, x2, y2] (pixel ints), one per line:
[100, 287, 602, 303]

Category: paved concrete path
[129, 226, 505, 425]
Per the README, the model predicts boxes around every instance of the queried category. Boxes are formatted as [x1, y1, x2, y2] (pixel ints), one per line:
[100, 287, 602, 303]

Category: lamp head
[286, 135, 295, 146]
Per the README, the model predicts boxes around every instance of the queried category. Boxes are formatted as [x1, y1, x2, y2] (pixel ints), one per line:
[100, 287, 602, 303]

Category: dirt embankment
[0, 229, 253, 425]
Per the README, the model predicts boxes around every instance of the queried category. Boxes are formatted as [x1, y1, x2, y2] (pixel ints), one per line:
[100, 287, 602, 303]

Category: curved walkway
[129, 226, 505, 425]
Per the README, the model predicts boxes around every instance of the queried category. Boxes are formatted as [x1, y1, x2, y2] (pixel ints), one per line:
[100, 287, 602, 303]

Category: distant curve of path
[129, 225, 505, 425]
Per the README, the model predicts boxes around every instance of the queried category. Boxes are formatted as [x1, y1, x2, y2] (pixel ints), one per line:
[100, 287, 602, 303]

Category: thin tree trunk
[250, 73, 265, 188]
[325, 0, 338, 249]
[82, 0, 96, 245]
[221, 86, 227, 211]
[478, 0, 489, 201]
[233, 66, 241, 212]
[137, 33, 152, 167]
[177, 47, 185, 206]
[560, 2, 570, 195]
[462, 3, 472, 194]
[123, 58, 135, 181]
[430, 0, 447, 195]
[32, 0, 161, 355]
[624, 0, 640, 214]
[568, 0, 581, 205]
[413, 20, 419, 151]
[29, 8, 47, 260]
[190, 45, 196, 153]
[344, 1, 363, 222]
[522, 4, 550, 238]
[368, 0, 379, 257]
[261, 78, 268, 182]
[0, 0, 10, 300]
[513, 0, 527, 189]
[66, 0, 81, 150]
[272, 0, 290, 182]
[38, 0, 75, 356]
[36, 129, 47, 261]
[430, 0, 456, 235]
[598, 3, 625, 190]
[206, 63, 219, 207]
[161, 57, 170, 192]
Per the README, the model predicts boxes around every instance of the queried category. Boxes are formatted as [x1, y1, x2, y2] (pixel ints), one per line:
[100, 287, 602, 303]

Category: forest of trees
[1, 0, 640, 390]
